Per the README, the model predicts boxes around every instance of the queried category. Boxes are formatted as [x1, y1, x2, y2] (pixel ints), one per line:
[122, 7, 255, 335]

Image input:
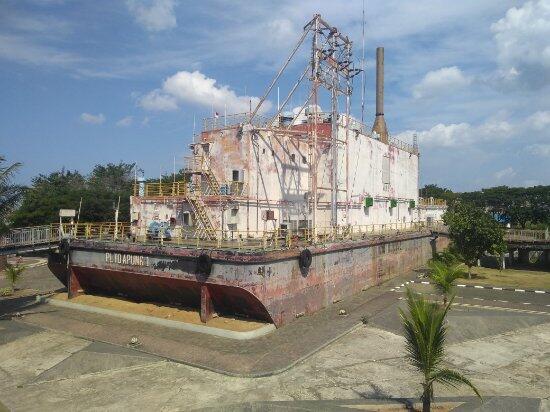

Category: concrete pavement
[0, 264, 549, 411]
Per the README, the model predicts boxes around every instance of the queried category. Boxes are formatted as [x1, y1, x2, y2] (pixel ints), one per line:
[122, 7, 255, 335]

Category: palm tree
[399, 288, 481, 412]
[0, 156, 24, 230]
[428, 260, 462, 304]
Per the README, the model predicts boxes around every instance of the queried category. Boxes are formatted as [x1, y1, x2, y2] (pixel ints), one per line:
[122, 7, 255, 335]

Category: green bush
[0, 287, 13, 297]
[4, 263, 25, 290]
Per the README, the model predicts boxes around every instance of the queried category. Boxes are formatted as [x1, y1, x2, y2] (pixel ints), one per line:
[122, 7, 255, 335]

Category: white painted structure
[130, 112, 425, 238]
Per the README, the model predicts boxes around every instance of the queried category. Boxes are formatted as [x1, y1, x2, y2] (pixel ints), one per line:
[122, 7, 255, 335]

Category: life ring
[197, 253, 212, 276]
[299, 249, 312, 269]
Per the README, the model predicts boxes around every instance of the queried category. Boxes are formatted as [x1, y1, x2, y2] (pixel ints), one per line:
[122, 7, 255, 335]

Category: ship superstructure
[130, 15, 423, 242]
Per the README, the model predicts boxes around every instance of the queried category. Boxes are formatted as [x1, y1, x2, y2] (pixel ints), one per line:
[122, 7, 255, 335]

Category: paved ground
[0, 263, 549, 411]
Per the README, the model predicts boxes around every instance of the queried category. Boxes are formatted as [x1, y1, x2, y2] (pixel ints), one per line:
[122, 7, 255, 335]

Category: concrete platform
[42, 293, 275, 340]
[2, 266, 549, 411]
[13, 273, 411, 377]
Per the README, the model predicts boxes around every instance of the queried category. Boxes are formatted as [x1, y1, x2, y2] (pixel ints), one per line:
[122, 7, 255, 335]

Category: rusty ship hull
[49, 231, 447, 327]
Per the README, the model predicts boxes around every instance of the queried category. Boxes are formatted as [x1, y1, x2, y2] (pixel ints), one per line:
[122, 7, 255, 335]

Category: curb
[38, 296, 276, 341]
[391, 280, 549, 294]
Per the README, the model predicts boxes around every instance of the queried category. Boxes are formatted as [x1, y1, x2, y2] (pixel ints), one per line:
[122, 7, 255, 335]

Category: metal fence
[202, 112, 270, 132]
[418, 197, 447, 207]
[506, 229, 549, 242]
[0, 225, 56, 249]
[68, 221, 439, 252]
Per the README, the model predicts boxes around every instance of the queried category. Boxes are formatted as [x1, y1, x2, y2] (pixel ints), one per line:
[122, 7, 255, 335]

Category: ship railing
[60, 221, 444, 250]
[133, 181, 247, 198]
[418, 197, 447, 207]
[202, 112, 270, 132]
[388, 136, 419, 155]
[133, 181, 189, 197]
[128, 221, 442, 251]
[184, 155, 209, 172]
[51, 222, 132, 241]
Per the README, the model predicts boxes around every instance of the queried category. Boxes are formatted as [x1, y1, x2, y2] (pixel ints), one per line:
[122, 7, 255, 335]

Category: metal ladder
[204, 169, 221, 195]
[186, 191, 217, 240]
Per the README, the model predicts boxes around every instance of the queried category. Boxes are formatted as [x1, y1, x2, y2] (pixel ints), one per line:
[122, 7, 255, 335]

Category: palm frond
[0, 161, 22, 186]
[428, 261, 462, 299]
[430, 368, 482, 401]
[400, 288, 449, 373]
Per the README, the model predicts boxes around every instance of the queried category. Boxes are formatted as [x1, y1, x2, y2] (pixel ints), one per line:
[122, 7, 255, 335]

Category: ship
[49, 14, 447, 327]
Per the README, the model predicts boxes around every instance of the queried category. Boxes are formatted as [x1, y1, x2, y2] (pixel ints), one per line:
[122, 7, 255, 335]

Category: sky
[1, 0, 549, 191]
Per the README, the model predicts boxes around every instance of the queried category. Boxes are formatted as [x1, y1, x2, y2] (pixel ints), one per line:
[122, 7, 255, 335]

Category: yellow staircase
[186, 191, 217, 240]
[204, 170, 221, 195]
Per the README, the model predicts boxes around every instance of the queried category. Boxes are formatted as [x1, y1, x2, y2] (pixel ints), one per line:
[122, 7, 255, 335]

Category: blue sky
[1, 0, 549, 191]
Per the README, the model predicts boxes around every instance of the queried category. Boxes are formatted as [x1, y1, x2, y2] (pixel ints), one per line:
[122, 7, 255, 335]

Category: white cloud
[526, 143, 550, 157]
[395, 118, 515, 148]
[527, 111, 550, 130]
[126, 0, 177, 31]
[139, 89, 178, 111]
[0, 34, 79, 67]
[494, 167, 516, 180]
[80, 112, 105, 124]
[491, 0, 550, 87]
[412, 66, 471, 99]
[116, 116, 133, 127]
[139, 70, 271, 114]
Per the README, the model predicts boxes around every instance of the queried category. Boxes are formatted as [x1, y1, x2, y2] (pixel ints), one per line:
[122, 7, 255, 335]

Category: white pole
[277, 86, 280, 111]
[173, 156, 176, 183]
[114, 196, 120, 240]
[361, 0, 366, 123]
[192, 114, 196, 143]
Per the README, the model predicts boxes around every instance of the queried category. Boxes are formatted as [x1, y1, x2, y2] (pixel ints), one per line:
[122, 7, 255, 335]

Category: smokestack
[372, 47, 389, 144]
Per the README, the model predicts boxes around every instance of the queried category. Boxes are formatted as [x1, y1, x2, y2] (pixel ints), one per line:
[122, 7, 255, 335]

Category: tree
[443, 202, 505, 278]
[4, 263, 25, 291]
[427, 261, 462, 305]
[11, 162, 136, 227]
[11, 170, 86, 227]
[423, 183, 550, 228]
[420, 184, 457, 205]
[0, 156, 24, 232]
[400, 289, 481, 412]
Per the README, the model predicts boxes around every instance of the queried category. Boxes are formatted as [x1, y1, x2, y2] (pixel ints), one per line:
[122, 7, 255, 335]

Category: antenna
[361, 0, 366, 123]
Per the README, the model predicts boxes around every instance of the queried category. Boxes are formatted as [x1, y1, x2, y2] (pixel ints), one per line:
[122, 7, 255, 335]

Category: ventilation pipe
[372, 47, 389, 144]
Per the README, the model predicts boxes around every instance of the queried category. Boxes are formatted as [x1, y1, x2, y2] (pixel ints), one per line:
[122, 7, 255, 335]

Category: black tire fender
[197, 253, 212, 276]
[299, 248, 312, 269]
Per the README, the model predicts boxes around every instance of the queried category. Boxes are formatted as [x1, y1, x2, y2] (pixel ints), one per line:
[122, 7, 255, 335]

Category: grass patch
[459, 266, 550, 290]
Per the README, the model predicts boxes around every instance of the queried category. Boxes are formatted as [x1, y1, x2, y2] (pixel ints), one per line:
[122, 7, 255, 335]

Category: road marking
[515, 289, 525, 292]
[473, 298, 484, 301]
[535, 291, 545, 294]
[453, 302, 550, 316]
[523, 302, 531, 305]
[457, 284, 466, 287]
[493, 287, 503, 290]
[474, 285, 484, 289]
[497, 300, 509, 303]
